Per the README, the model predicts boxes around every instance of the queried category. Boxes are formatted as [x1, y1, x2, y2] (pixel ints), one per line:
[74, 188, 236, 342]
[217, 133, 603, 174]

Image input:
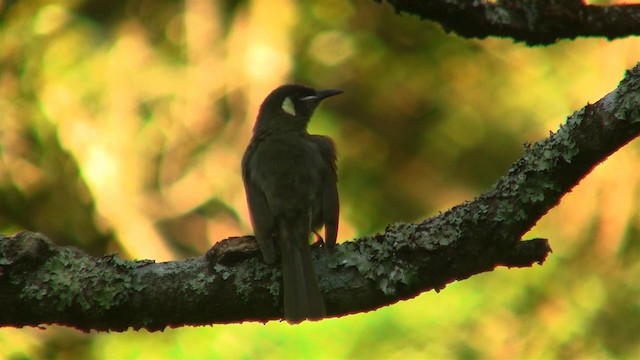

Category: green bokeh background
[1, 0, 638, 359]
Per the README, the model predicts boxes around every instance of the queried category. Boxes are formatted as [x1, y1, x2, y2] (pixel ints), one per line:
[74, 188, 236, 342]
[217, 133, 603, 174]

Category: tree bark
[380, 0, 640, 45]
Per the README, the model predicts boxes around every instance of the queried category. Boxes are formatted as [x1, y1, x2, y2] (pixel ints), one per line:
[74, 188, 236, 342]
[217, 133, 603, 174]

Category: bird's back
[248, 131, 326, 216]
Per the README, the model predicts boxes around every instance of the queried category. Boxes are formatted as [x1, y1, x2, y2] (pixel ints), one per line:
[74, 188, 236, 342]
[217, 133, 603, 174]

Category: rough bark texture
[1, 63, 639, 331]
[380, 0, 640, 45]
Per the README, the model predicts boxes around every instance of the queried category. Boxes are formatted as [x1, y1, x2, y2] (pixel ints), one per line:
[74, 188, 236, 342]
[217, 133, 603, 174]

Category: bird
[242, 84, 340, 323]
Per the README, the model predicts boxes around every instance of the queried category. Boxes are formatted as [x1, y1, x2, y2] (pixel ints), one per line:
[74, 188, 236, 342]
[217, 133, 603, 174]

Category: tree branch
[380, 0, 640, 45]
[1, 63, 639, 331]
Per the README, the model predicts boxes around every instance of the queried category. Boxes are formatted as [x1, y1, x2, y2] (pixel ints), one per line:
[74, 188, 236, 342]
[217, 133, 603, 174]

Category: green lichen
[233, 258, 272, 302]
[496, 201, 514, 222]
[613, 70, 640, 122]
[333, 227, 424, 296]
[472, 204, 489, 223]
[187, 272, 214, 296]
[333, 246, 372, 274]
[266, 270, 281, 301]
[20, 248, 83, 311]
[16, 248, 152, 314]
[213, 264, 232, 280]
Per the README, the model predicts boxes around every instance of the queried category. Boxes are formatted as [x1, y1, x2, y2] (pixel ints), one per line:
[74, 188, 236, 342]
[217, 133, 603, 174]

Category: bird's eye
[281, 97, 296, 116]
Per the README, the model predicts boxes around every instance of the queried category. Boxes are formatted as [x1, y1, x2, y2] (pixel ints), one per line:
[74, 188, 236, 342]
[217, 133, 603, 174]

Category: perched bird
[242, 84, 340, 323]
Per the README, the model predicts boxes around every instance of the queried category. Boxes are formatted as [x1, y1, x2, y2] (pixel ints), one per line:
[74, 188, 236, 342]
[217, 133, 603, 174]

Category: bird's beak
[301, 89, 343, 102]
[315, 89, 343, 100]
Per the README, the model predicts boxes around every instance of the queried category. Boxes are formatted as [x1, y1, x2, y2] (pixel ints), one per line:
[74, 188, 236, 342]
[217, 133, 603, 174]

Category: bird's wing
[242, 142, 277, 264]
[310, 135, 339, 249]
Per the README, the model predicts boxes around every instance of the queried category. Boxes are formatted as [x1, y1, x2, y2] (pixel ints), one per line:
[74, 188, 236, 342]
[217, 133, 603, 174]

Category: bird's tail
[277, 216, 326, 324]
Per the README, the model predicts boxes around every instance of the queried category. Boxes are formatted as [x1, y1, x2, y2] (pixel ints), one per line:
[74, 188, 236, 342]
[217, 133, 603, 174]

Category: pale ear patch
[282, 97, 296, 116]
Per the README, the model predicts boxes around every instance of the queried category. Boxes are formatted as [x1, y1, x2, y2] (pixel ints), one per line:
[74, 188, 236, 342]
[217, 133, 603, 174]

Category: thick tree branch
[1, 63, 639, 331]
[380, 0, 640, 45]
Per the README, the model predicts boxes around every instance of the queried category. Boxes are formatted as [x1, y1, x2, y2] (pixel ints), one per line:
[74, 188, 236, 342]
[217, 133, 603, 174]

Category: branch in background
[1, 63, 639, 331]
[380, 0, 640, 45]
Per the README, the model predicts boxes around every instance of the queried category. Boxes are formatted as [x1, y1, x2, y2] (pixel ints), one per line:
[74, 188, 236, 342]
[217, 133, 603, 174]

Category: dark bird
[242, 84, 340, 323]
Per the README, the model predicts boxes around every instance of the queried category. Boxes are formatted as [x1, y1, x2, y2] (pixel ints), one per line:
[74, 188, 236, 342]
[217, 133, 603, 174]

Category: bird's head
[254, 84, 342, 133]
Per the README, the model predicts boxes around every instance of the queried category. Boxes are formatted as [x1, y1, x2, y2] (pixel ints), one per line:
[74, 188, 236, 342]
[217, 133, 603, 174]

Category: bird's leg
[308, 208, 324, 248]
[311, 230, 324, 249]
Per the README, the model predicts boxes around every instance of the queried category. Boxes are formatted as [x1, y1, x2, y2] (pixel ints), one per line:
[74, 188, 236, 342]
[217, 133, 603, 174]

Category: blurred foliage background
[1, 0, 639, 359]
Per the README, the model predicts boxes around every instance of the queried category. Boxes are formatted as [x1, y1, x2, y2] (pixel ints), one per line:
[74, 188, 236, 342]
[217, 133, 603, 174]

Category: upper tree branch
[380, 0, 640, 45]
[1, 64, 639, 331]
